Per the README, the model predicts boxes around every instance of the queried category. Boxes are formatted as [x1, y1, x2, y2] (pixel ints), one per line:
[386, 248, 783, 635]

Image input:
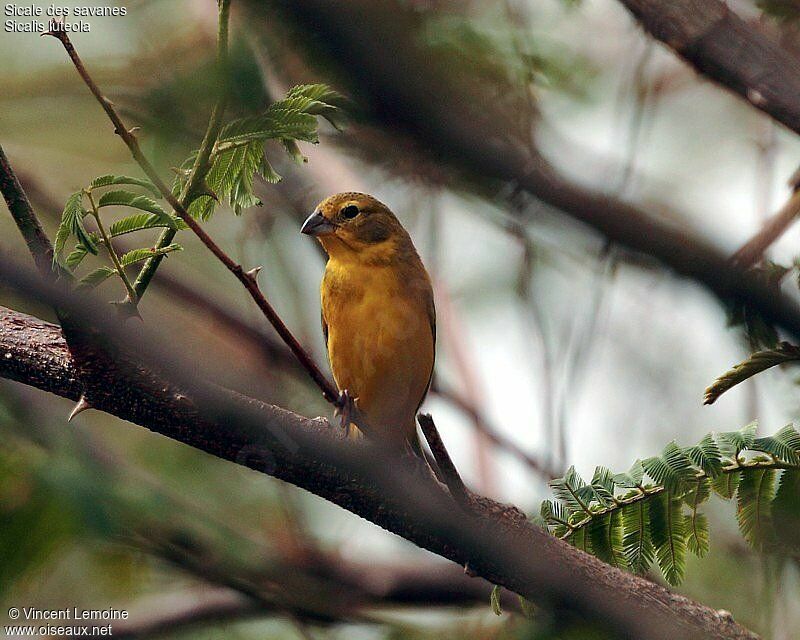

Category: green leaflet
[588, 511, 627, 570]
[542, 424, 800, 586]
[119, 244, 182, 267]
[718, 422, 758, 458]
[753, 424, 800, 464]
[218, 108, 319, 146]
[684, 511, 709, 558]
[54, 191, 97, 262]
[77, 266, 115, 289]
[90, 174, 160, 197]
[569, 526, 590, 553]
[736, 468, 777, 550]
[649, 492, 686, 586]
[108, 213, 187, 237]
[613, 460, 644, 488]
[684, 433, 723, 477]
[177, 83, 344, 221]
[711, 470, 741, 499]
[590, 466, 616, 508]
[621, 499, 654, 574]
[96, 190, 175, 228]
[684, 478, 711, 557]
[642, 442, 696, 493]
[549, 466, 592, 517]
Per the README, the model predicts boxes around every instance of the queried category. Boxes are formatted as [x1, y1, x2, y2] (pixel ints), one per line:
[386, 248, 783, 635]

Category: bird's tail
[346, 422, 364, 440]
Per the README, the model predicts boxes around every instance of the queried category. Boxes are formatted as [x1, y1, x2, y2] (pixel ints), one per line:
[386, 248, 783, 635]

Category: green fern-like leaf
[549, 467, 591, 517]
[54, 192, 97, 262]
[179, 84, 344, 220]
[621, 499, 655, 574]
[613, 460, 644, 488]
[119, 244, 183, 267]
[96, 190, 175, 228]
[649, 492, 686, 586]
[711, 470, 741, 500]
[285, 83, 347, 129]
[568, 525, 590, 553]
[540, 499, 570, 537]
[685, 434, 724, 477]
[684, 479, 711, 557]
[90, 174, 160, 197]
[753, 424, 800, 464]
[588, 511, 627, 570]
[108, 213, 186, 238]
[590, 466, 617, 508]
[737, 468, 777, 550]
[77, 266, 115, 289]
[684, 511, 710, 558]
[718, 422, 758, 459]
[642, 442, 696, 493]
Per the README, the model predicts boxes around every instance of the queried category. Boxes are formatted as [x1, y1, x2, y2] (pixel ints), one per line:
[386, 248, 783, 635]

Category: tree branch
[132, 0, 232, 302]
[0, 144, 57, 278]
[255, 0, 800, 349]
[43, 28, 340, 405]
[732, 187, 800, 268]
[0, 302, 758, 640]
[617, 0, 800, 136]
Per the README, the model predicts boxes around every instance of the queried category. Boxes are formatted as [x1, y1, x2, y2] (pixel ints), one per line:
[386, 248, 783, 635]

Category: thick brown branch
[0, 304, 758, 640]
[617, 0, 800, 136]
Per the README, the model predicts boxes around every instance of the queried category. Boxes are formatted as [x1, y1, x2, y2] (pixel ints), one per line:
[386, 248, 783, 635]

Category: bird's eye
[341, 205, 360, 220]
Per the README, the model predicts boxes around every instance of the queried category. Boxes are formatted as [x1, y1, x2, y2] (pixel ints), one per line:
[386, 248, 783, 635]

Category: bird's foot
[334, 389, 358, 432]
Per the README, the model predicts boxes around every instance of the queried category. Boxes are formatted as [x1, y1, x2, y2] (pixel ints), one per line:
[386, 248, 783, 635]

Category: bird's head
[301, 192, 411, 264]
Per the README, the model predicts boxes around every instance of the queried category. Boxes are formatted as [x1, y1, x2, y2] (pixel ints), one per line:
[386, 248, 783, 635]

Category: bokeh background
[2, 0, 800, 637]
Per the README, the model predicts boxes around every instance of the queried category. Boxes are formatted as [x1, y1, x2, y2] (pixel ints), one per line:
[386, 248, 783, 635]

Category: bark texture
[618, 0, 800, 135]
[0, 306, 758, 640]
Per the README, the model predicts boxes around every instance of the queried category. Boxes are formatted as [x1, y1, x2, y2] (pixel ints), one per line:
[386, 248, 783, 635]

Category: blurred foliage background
[2, 0, 800, 638]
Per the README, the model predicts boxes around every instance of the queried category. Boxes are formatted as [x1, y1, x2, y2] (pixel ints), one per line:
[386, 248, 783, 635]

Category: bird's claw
[334, 389, 357, 431]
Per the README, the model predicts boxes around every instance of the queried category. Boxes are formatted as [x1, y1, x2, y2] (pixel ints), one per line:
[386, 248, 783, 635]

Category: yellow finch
[301, 192, 435, 454]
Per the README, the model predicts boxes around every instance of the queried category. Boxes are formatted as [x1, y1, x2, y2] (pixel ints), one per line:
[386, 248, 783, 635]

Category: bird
[301, 192, 435, 455]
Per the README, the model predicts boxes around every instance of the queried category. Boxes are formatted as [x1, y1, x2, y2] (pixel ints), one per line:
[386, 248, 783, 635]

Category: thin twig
[45, 28, 340, 404]
[132, 0, 232, 301]
[86, 189, 138, 304]
[732, 185, 800, 268]
[417, 413, 469, 508]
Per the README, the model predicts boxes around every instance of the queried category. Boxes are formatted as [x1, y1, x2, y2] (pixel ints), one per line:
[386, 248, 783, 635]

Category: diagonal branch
[616, 0, 800, 136]
[0, 300, 757, 640]
[256, 0, 800, 348]
[43, 28, 339, 404]
[132, 0, 232, 302]
[732, 186, 800, 268]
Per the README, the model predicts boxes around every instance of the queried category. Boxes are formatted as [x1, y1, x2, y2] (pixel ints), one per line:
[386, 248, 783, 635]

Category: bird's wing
[321, 309, 329, 351]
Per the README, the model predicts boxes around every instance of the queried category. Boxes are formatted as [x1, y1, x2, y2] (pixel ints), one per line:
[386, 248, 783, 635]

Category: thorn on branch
[67, 395, 92, 422]
[112, 298, 142, 321]
[245, 266, 262, 280]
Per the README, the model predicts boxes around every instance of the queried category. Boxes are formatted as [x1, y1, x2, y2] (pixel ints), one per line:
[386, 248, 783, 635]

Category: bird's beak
[301, 211, 336, 236]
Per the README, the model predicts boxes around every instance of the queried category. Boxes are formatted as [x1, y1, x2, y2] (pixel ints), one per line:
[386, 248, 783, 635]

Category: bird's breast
[321, 260, 434, 440]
